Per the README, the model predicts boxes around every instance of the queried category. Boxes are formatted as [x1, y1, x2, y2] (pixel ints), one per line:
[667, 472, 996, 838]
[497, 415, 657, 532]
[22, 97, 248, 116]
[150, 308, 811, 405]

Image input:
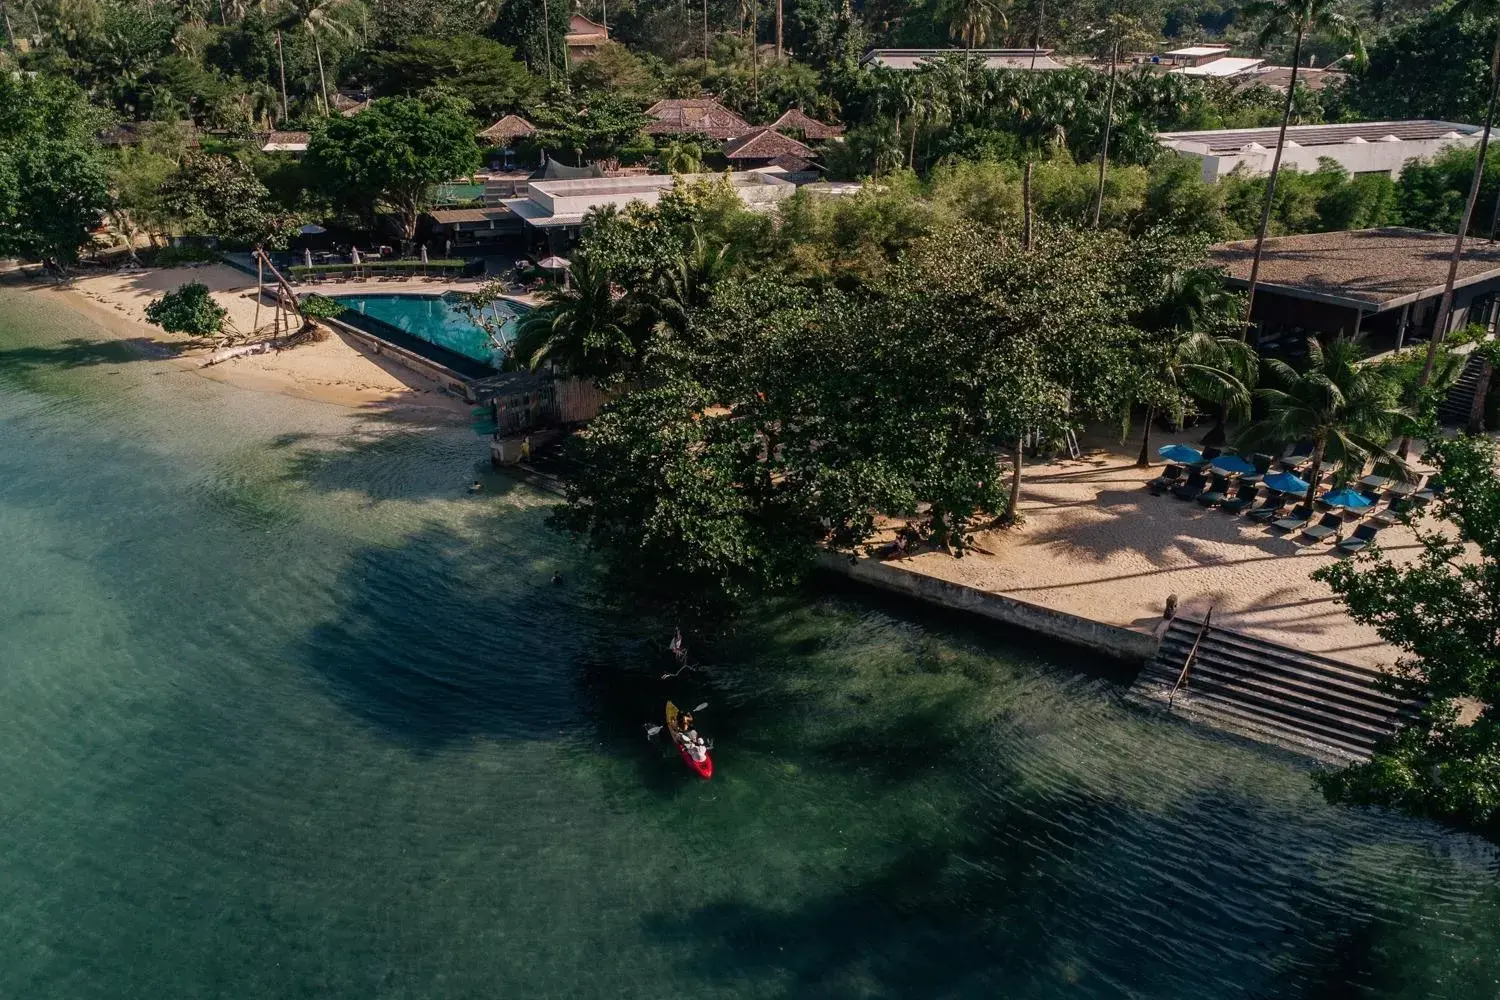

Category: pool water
[334, 293, 528, 367]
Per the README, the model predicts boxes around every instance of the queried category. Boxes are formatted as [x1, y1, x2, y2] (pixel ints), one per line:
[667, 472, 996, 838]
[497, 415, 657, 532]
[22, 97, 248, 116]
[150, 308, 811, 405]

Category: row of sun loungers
[1147, 448, 1443, 555]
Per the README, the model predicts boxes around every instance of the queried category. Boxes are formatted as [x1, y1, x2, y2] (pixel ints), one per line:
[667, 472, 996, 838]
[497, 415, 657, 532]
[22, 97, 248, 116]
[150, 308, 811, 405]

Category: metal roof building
[1158, 120, 1483, 182]
[860, 48, 1064, 71]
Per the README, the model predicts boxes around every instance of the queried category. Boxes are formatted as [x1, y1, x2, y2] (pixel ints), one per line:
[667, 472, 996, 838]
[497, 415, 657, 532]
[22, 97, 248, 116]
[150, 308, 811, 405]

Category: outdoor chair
[1281, 442, 1314, 471]
[1201, 446, 1224, 464]
[1221, 483, 1260, 514]
[1337, 525, 1381, 556]
[1247, 496, 1288, 523]
[1242, 454, 1274, 485]
[1197, 474, 1231, 507]
[1414, 477, 1445, 504]
[1301, 513, 1344, 544]
[1271, 504, 1315, 533]
[1172, 471, 1207, 501]
[1148, 464, 1186, 494]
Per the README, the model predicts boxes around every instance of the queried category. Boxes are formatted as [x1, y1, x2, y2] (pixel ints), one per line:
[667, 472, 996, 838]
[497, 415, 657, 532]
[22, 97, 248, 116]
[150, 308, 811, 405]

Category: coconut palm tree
[280, 0, 359, 116]
[1135, 269, 1257, 466]
[661, 140, 704, 174]
[509, 257, 644, 382]
[1090, 14, 1149, 229]
[944, 0, 1007, 51]
[1239, 338, 1409, 507]
[643, 231, 731, 346]
[1239, 0, 1367, 338]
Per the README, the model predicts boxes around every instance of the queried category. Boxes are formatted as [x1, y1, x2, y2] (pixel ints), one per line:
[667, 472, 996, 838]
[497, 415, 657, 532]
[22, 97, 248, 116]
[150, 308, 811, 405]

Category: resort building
[565, 14, 609, 61]
[722, 128, 818, 174]
[503, 170, 797, 252]
[1157, 120, 1484, 182]
[1159, 44, 1231, 68]
[860, 48, 1064, 71]
[477, 114, 537, 170]
[424, 206, 523, 249]
[1168, 55, 1265, 79]
[767, 108, 845, 140]
[644, 98, 752, 139]
[260, 130, 310, 154]
[1209, 227, 1500, 350]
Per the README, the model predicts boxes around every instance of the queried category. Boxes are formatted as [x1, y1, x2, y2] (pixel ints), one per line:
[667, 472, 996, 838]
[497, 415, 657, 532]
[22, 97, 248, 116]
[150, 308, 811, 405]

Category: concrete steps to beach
[1438, 353, 1488, 427]
[1127, 616, 1420, 763]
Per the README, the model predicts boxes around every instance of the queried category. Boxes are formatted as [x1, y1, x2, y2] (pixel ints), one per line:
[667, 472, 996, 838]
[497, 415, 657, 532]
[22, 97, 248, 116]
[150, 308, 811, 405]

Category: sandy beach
[870, 442, 1425, 671]
[33, 263, 477, 413]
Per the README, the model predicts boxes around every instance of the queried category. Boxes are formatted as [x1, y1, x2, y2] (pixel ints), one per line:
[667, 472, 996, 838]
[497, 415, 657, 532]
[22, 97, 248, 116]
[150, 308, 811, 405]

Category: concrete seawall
[325, 317, 476, 401]
[818, 552, 1161, 665]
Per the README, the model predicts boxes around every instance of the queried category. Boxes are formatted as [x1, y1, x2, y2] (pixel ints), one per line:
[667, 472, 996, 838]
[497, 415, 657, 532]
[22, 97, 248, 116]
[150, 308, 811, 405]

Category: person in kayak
[686, 736, 709, 763]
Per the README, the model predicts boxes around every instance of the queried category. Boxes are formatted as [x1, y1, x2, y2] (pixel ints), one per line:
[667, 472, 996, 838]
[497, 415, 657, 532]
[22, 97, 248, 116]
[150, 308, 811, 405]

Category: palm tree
[509, 257, 644, 381]
[644, 231, 732, 345]
[1090, 14, 1148, 229]
[944, 0, 1007, 51]
[1239, 0, 1367, 338]
[1419, 0, 1500, 392]
[280, 0, 359, 116]
[661, 140, 703, 174]
[1240, 338, 1409, 507]
[1136, 269, 1258, 466]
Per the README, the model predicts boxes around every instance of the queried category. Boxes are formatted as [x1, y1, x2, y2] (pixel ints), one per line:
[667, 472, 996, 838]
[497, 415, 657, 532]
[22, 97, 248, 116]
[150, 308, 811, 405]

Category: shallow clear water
[3, 285, 1500, 999]
[334, 293, 527, 365]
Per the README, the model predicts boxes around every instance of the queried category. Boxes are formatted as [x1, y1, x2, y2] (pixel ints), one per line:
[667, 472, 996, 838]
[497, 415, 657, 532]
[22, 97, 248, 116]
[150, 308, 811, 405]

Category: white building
[1169, 56, 1266, 79]
[860, 48, 1064, 71]
[1161, 45, 1231, 68]
[1157, 120, 1484, 183]
[503, 170, 797, 249]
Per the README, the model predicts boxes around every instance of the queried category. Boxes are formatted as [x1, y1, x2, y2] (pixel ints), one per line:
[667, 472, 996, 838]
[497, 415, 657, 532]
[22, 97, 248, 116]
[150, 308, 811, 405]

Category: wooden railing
[1167, 606, 1214, 711]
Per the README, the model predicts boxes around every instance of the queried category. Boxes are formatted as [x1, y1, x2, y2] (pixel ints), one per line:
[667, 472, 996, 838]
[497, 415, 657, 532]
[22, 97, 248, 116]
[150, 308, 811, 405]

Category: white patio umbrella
[350, 247, 361, 268]
[304, 248, 313, 268]
[420, 244, 429, 264]
[298, 223, 327, 235]
[537, 255, 571, 289]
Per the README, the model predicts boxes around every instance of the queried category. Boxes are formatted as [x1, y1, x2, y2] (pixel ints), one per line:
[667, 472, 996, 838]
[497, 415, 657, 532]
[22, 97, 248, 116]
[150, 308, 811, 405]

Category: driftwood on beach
[200, 323, 325, 367]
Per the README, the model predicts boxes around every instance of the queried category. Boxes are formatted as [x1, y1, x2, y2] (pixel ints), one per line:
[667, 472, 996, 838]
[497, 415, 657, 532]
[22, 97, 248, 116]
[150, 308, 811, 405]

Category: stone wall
[819, 553, 1161, 665]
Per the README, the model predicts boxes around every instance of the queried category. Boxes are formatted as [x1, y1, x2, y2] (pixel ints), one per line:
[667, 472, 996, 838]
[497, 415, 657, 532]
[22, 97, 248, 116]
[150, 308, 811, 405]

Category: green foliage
[144, 281, 228, 336]
[369, 35, 537, 120]
[491, 0, 570, 78]
[304, 95, 480, 240]
[157, 152, 292, 247]
[1397, 144, 1500, 237]
[0, 72, 111, 270]
[569, 41, 662, 102]
[1239, 338, 1410, 504]
[297, 293, 347, 321]
[511, 256, 651, 382]
[149, 245, 221, 265]
[527, 91, 653, 166]
[1219, 160, 1398, 237]
[1314, 434, 1500, 832]
[1334, 4, 1499, 124]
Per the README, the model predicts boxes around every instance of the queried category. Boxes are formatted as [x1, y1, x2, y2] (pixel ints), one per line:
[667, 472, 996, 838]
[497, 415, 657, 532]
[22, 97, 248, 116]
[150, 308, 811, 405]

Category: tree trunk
[1136, 406, 1153, 467]
[750, 0, 758, 101]
[1030, 0, 1044, 69]
[775, 0, 782, 59]
[1023, 159, 1034, 251]
[1202, 408, 1228, 448]
[908, 112, 918, 169]
[703, 0, 708, 63]
[1, 2, 17, 51]
[310, 25, 331, 117]
[275, 29, 289, 123]
[1418, 33, 1500, 392]
[1302, 437, 1325, 510]
[1240, 26, 1305, 340]
[1007, 437, 1024, 520]
[1091, 40, 1119, 229]
[541, 0, 554, 82]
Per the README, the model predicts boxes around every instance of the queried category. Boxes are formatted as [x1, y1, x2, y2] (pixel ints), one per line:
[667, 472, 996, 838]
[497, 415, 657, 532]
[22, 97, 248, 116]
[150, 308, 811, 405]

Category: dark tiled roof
[1210, 227, 1500, 309]
[723, 127, 815, 161]
[1160, 120, 1480, 155]
[478, 114, 537, 142]
[769, 108, 845, 139]
[428, 207, 514, 224]
[263, 130, 311, 148]
[644, 98, 752, 139]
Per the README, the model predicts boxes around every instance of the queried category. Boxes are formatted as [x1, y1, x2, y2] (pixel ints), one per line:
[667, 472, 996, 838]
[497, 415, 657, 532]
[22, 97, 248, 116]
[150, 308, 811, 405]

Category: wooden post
[253, 250, 263, 336]
[1395, 302, 1410, 353]
[1168, 606, 1213, 710]
[1351, 308, 1363, 343]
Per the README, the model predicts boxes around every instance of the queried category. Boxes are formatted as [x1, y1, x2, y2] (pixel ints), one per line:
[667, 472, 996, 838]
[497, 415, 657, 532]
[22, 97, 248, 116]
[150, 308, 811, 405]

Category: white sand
[46, 264, 483, 412]
[881, 443, 1421, 671]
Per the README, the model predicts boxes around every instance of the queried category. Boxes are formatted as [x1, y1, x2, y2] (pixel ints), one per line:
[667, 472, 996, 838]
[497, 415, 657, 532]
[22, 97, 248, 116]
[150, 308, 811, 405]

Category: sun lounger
[1148, 464, 1186, 494]
[1271, 504, 1314, 532]
[1197, 473, 1231, 507]
[1171, 472, 1207, 501]
[1336, 524, 1381, 555]
[1241, 454, 1274, 485]
[1413, 476, 1444, 504]
[1247, 497, 1287, 523]
[1220, 484, 1260, 514]
[1301, 513, 1343, 543]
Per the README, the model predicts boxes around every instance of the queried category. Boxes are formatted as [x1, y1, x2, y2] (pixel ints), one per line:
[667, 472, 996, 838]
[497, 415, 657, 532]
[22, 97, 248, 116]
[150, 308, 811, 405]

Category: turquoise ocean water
[2, 284, 1500, 999]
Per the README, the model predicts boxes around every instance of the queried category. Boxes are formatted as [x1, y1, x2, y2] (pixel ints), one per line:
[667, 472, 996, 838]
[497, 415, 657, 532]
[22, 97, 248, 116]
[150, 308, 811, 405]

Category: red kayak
[666, 700, 713, 779]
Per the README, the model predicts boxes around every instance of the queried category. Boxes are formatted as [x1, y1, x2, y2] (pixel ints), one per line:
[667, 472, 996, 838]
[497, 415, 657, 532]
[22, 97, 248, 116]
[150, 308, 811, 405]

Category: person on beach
[469, 480, 483, 493]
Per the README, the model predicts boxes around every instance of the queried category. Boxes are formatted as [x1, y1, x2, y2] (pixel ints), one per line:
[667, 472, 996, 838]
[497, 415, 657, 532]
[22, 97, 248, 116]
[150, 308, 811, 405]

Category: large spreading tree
[0, 73, 111, 272]
[1314, 434, 1500, 833]
[304, 95, 480, 242]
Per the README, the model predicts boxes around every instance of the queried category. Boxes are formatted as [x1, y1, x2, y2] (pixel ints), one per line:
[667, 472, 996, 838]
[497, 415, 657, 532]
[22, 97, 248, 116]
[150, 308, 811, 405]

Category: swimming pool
[331, 293, 529, 368]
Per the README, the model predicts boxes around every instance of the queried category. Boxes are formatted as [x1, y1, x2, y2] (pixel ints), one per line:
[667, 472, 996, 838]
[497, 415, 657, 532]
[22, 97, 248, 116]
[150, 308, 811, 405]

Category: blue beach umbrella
[1322, 487, 1374, 510]
[1210, 454, 1257, 476]
[1263, 471, 1310, 495]
[1158, 443, 1204, 464]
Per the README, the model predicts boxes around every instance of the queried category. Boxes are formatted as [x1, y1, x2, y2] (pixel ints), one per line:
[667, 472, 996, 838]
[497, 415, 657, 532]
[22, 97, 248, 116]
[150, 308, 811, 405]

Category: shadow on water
[0, 336, 184, 371]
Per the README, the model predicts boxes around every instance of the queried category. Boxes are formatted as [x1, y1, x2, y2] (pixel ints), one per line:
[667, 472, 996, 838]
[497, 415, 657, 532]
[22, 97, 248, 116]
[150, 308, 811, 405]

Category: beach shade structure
[1322, 487, 1374, 511]
[1263, 471, 1310, 495]
[1158, 443, 1204, 465]
[1210, 454, 1257, 476]
[536, 255, 571, 270]
[298, 223, 327, 235]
